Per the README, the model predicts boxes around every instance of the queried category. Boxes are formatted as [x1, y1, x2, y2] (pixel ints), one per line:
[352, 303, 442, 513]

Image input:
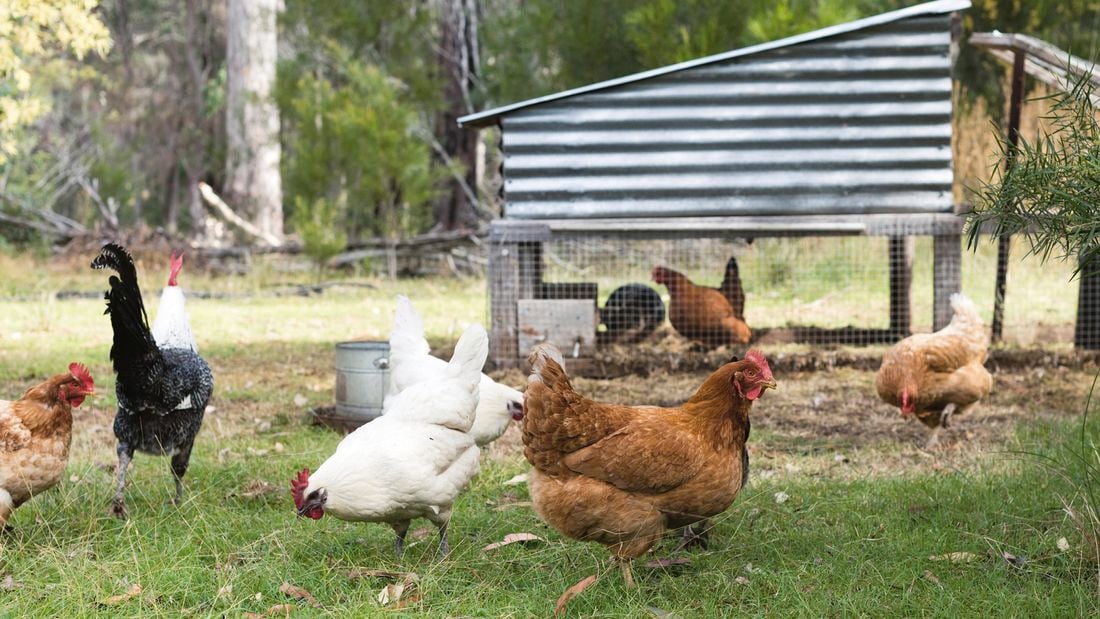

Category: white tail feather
[446, 324, 489, 384]
[389, 295, 431, 357]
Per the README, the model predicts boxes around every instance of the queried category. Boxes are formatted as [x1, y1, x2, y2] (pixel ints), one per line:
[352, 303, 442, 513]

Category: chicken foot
[109, 444, 134, 519]
[676, 520, 711, 551]
[616, 556, 636, 588]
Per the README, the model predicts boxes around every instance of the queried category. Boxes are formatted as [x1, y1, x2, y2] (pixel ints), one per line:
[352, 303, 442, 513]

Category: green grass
[0, 253, 1097, 616]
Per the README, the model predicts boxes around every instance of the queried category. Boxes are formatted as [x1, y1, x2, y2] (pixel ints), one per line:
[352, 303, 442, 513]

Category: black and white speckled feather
[92, 243, 214, 515]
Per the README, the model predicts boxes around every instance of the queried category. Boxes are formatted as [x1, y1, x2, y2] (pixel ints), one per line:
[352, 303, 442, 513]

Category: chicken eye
[746, 369, 757, 377]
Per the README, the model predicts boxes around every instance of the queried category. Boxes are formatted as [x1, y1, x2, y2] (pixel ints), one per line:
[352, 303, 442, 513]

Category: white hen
[385, 295, 523, 446]
[151, 252, 198, 353]
[291, 324, 487, 556]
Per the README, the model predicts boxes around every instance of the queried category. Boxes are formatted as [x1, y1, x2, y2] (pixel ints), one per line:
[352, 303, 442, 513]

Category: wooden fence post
[933, 234, 961, 330]
[889, 236, 913, 337]
[488, 222, 550, 368]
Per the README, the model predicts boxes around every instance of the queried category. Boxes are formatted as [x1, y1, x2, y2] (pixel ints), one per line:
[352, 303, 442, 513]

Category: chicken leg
[391, 520, 410, 557]
[169, 439, 195, 504]
[110, 443, 134, 519]
[676, 521, 711, 550]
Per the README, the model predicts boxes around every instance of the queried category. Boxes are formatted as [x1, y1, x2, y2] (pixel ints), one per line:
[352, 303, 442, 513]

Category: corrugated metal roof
[459, 0, 970, 128]
[497, 13, 960, 219]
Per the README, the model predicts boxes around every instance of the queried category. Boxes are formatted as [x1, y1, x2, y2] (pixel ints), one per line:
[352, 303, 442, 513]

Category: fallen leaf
[69, 474, 81, 483]
[744, 562, 760, 574]
[503, 473, 528, 486]
[644, 557, 691, 568]
[554, 575, 597, 615]
[1001, 552, 1027, 569]
[1057, 537, 1070, 552]
[274, 442, 285, 453]
[734, 576, 750, 585]
[101, 583, 142, 605]
[928, 552, 978, 563]
[646, 606, 681, 618]
[279, 581, 320, 608]
[1, 575, 23, 590]
[247, 447, 270, 457]
[482, 533, 546, 552]
[494, 501, 533, 511]
[377, 573, 420, 607]
[217, 584, 233, 597]
[923, 570, 942, 586]
[293, 394, 308, 407]
[774, 491, 789, 504]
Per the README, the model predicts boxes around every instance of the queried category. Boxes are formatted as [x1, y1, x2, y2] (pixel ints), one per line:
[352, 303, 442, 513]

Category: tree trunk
[433, 0, 481, 232]
[225, 0, 282, 243]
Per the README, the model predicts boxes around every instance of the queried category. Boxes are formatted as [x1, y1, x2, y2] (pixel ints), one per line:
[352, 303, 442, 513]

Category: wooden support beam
[487, 221, 550, 368]
[889, 236, 913, 337]
[933, 234, 962, 330]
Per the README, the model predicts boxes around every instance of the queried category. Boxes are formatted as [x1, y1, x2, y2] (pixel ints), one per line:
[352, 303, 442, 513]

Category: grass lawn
[0, 252, 1097, 616]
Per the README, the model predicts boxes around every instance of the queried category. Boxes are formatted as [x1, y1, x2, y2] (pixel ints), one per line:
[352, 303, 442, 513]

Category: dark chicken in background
[599, 284, 666, 344]
[92, 244, 214, 518]
[719, 256, 746, 320]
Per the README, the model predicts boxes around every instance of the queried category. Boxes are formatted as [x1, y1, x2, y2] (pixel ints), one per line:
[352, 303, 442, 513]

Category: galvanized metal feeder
[316, 340, 390, 432]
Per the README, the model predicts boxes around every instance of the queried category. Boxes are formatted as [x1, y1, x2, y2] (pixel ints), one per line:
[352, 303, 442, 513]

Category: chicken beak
[762, 379, 777, 391]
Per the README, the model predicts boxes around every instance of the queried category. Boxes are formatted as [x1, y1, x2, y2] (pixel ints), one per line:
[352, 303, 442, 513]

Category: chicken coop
[459, 0, 1097, 371]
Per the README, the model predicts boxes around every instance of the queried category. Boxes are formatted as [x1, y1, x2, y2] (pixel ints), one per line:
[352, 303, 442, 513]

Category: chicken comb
[290, 468, 310, 509]
[744, 349, 771, 374]
[168, 251, 184, 286]
[68, 362, 94, 390]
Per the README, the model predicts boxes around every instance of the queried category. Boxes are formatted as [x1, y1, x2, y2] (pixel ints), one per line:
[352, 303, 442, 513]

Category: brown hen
[876, 293, 992, 448]
[0, 364, 94, 529]
[652, 263, 751, 348]
[522, 344, 774, 589]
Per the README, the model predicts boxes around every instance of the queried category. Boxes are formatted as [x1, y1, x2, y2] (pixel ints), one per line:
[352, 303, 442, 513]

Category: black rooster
[92, 244, 213, 518]
[599, 284, 666, 344]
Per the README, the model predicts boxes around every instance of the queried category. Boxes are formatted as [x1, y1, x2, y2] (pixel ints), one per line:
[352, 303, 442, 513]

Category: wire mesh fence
[489, 232, 1090, 367]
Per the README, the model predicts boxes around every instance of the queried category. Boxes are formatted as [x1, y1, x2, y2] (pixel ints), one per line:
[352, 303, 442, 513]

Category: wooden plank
[517, 299, 597, 359]
[1075, 254, 1100, 350]
[491, 213, 964, 239]
[889, 236, 913, 336]
[932, 234, 961, 330]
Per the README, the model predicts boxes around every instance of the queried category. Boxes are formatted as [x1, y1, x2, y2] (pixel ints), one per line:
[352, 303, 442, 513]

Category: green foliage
[957, 1, 1100, 118]
[745, 0, 862, 43]
[279, 45, 440, 242]
[966, 73, 1100, 274]
[292, 196, 347, 282]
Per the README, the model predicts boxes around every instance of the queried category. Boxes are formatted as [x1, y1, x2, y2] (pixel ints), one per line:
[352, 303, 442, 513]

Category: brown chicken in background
[652, 261, 751, 348]
[876, 293, 992, 448]
[522, 344, 774, 594]
[0, 363, 95, 529]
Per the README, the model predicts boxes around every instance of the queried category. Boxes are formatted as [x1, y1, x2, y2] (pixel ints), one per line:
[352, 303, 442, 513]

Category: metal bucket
[334, 341, 390, 427]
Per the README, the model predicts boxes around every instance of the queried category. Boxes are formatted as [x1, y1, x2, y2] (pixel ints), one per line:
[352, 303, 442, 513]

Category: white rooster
[151, 252, 197, 352]
[291, 324, 487, 557]
[385, 295, 523, 446]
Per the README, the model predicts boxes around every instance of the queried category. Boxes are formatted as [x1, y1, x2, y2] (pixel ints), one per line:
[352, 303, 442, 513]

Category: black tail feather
[93, 244, 164, 395]
[720, 256, 746, 320]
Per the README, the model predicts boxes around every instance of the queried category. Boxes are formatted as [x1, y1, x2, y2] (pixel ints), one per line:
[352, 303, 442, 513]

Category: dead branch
[77, 176, 120, 230]
[197, 182, 282, 247]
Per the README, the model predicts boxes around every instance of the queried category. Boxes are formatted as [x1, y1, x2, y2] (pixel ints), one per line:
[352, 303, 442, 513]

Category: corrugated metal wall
[501, 16, 955, 219]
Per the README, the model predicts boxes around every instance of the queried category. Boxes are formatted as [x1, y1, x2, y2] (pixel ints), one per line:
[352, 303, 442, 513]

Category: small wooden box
[517, 299, 597, 359]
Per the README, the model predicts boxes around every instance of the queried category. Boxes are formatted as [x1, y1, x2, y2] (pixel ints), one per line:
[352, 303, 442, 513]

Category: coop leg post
[1075, 252, 1100, 350]
[932, 234, 961, 331]
[489, 240, 520, 368]
[889, 236, 913, 338]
